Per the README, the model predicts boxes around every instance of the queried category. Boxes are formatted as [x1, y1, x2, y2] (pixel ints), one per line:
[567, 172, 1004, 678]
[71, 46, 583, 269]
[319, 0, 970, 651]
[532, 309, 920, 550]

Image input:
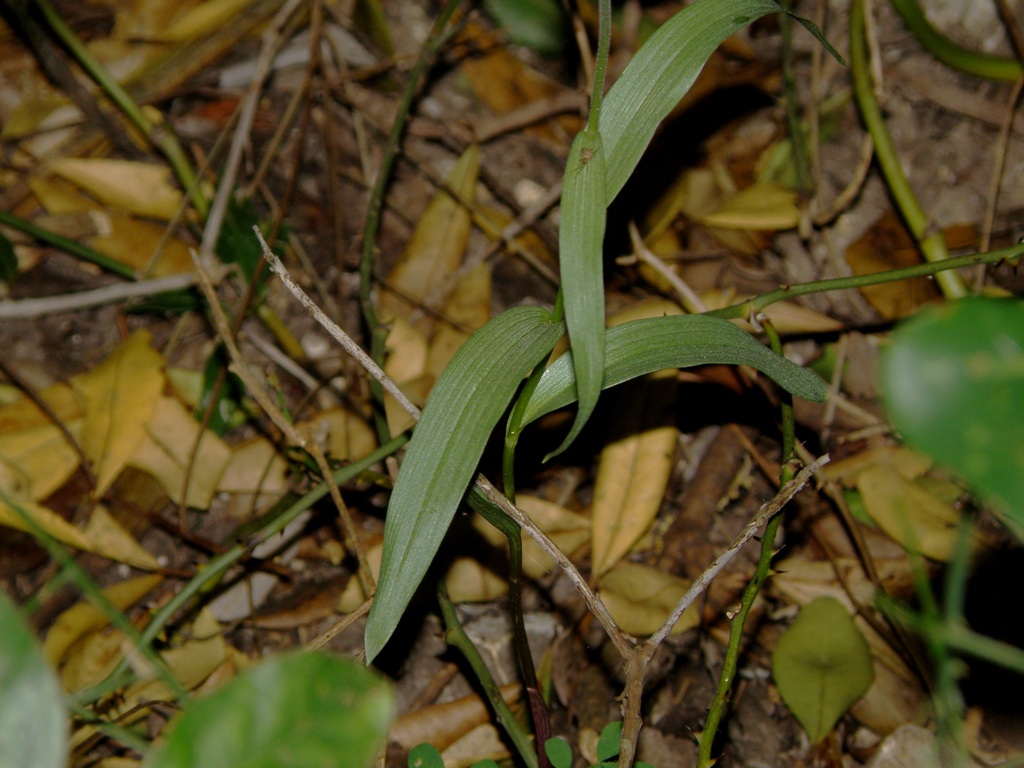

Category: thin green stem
[0, 490, 188, 703]
[704, 242, 1023, 321]
[437, 579, 539, 768]
[72, 435, 408, 708]
[697, 321, 793, 768]
[358, 0, 464, 442]
[889, 0, 1023, 82]
[586, 0, 612, 133]
[850, 0, 966, 299]
[34, 0, 208, 218]
[0, 210, 136, 279]
[779, 1, 813, 195]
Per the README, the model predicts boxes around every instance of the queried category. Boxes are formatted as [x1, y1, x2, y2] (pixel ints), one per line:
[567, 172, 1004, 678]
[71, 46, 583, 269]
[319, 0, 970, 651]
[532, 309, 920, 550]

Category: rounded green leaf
[408, 743, 445, 768]
[0, 590, 68, 768]
[544, 737, 573, 768]
[143, 652, 394, 768]
[881, 297, 1024, 539]
[521, 314, 826, 427]
[772, 597, 873, 743]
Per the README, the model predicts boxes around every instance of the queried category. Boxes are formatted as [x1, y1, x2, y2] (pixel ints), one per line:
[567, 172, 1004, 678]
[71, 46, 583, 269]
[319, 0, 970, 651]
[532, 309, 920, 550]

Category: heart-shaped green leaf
[144, 652, 393, 768]
[520, 314, 826, 427]
[0, 590, 67, 768]
[881, 297, 1024, 540]
[365, 306, 564, 662]
[772, 597, 873, 743]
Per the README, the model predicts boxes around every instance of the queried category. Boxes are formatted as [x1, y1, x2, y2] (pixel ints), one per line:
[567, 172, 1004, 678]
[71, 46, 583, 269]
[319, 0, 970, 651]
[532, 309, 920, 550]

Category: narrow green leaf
[550, 127, 607, 460]
[772, 597, 873, 743]
[880, 297, 1024, 541]
[521, 314, 826, 427]
[365, 306, 564, 662]
[0, 590, 67, 768]
[599, 0, 841, 205]
[143, 652, 393, 768]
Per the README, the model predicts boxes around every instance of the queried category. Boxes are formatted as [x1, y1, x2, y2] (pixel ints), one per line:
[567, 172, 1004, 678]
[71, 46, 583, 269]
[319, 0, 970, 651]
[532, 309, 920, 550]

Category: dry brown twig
[254, 232, 829, 766]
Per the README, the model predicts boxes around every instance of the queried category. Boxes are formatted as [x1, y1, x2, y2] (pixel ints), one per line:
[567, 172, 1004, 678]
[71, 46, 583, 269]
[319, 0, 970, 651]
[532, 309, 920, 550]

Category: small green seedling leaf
[365, 306, 564, 662]
[550, 126, 607, 460]
[599, 0, 841, 204]
[408, 743, 445, 768]
[772, 597, 873, 743]
[544, 737, 573, 768]
[881, 297, 1024, 541]
[0, 589, 67, 768]
[142, 652, 394, 768]
[520, 314, 826, 427]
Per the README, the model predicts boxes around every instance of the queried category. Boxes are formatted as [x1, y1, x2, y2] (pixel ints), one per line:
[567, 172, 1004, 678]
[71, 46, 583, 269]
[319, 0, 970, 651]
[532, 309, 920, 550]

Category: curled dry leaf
[590, 377, 678, 577]
[390, 683, 521, 751]
[70, 330, 165, 497]
[46, 159, 185, 222]
[129, 395, 231, 509]
[0, 383, 82, 501]
[43, 574, 163, 667]
[598, 562, 700, 637]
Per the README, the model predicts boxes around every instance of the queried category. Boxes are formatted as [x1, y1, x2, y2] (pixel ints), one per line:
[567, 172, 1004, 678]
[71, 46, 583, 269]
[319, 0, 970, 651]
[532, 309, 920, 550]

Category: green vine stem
[850, 0, 967, 299]
[437, 579, 540, 768]
[889, 0, 1023, 82]
[705, 242, 1023, 322]
[0, 210, 136, 279]
[33, 0, 209, 218]
[358, 0, 464, 443]
[70, 435, 408, 710]
[696, 320, 794, 767]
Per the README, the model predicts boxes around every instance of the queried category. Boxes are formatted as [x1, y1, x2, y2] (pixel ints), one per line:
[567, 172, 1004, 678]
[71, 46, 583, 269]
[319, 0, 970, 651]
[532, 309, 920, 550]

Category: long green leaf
[520, 314, 826, 427]
[551, 127, 607, 460]
[599, 0, 840, 204]
[365, 306, 564, 662]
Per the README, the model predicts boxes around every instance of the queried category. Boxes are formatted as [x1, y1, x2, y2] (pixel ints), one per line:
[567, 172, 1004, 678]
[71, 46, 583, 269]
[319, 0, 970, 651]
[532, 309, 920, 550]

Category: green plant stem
[437, 579, 539, 768]
[66, 700, 153, 755]
[889, 0, 1023, 82]
[705, 242, 1024, 322]
[467, 486, 550, 767]
[849, 0, 966, 299]
[71, 435, 408, 708]
[0, 210, 136, 279]
[779, 1, 813, 196]
[358, 0, 463, 443]
[0, 490, 188, 703]
[586, 0, 612, 133]
[34, 0, 208, 218]
[697, 320, 793, 768]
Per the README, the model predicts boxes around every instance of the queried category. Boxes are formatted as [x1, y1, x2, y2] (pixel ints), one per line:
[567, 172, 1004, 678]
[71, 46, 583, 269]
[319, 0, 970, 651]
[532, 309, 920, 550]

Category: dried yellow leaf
[47, 158, 184, 221]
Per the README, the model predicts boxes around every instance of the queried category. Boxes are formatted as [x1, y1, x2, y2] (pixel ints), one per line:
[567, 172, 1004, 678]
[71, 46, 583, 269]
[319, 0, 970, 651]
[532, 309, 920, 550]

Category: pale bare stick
[615, 454, 829, 768]
[191, 253, 306, 449]
[253, 227, 422, 420]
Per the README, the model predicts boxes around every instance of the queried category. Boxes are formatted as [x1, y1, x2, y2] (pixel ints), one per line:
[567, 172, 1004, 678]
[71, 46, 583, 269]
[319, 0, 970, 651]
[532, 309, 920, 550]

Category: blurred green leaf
[0, 590, 68, 768]
[198, 345, 248, 436]
[216, 196, 280, 288]
[520, 314, 826, 427]
[365, 306, 564, 662]
[772, 597, 873, 743]
[408, 743, 445, 768]
[483, 0, 566, 54]
[881, 297, 1024, 540]
[143, 652, 393, 768]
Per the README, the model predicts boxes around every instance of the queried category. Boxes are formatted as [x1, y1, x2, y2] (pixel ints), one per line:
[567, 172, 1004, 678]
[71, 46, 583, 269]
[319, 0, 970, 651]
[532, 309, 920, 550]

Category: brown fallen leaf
[390, 682, 522, 751]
